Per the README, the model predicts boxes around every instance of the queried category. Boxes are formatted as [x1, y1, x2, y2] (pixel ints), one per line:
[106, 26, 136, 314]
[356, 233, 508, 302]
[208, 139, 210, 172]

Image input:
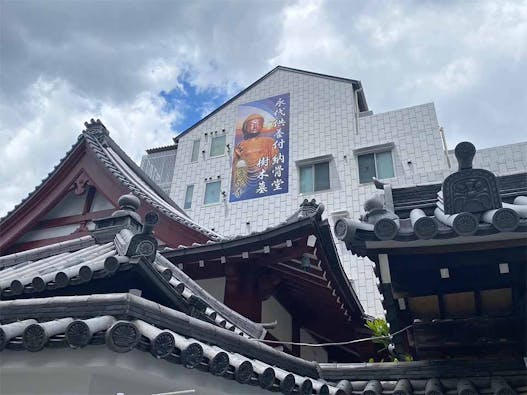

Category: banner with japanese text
[230, 93, 290, 202]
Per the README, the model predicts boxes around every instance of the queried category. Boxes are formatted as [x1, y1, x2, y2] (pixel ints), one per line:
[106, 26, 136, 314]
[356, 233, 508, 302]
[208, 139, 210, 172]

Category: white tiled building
[141, 66, 526, 316]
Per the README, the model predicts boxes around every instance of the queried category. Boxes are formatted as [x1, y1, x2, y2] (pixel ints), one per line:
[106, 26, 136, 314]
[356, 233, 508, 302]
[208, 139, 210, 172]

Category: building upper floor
[141, 67, 450, 225]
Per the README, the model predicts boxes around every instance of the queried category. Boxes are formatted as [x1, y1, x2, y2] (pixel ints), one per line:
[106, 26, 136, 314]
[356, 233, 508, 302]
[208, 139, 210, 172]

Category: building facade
[142, 67, 527, 317]
[142, 67, 451, 316]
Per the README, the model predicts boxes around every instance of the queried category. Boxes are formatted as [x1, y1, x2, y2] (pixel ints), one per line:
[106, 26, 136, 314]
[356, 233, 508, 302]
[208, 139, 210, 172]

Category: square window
[191, 140, 200, 162]
[184, 185, 194, 209]
[210, 135, 226, 157]
[204, 180, 221, 205]
[358, 150, 394, 183]
[299, 161, 330, 193]
[499, 263, 509, 274]
[375, 151, 395, 179]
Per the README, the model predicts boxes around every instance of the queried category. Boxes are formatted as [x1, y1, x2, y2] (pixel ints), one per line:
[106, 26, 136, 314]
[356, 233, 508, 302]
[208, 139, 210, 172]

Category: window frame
[203, 180, 222, 205]
[357, 150, 395, 184]
[183, 184, 194, 210]
[297, 157, 331, 194]
[191, 139, 200, 162]
[210, 134, 226, 157]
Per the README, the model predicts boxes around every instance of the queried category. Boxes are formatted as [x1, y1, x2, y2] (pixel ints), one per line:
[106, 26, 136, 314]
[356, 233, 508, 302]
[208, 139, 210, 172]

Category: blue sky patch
[160, 79, 234, 134]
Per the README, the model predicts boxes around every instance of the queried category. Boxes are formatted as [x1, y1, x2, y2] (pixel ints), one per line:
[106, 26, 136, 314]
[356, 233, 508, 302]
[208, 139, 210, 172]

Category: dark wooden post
[292, 316, 301, 357]
[224, 261, 262, 322]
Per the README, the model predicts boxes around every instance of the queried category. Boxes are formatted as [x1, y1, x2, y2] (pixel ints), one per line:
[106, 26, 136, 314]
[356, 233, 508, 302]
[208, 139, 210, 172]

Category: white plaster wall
[165, 69, 447, 316]
[43, 191, 85, 219]
[16, 224, 80, 243]
[90, 190, 115, 212]
[300, 328, 328, 363]
[195, 277, 226, 303]
[261, 296, 292, 342]
[0, 346, 271, 395]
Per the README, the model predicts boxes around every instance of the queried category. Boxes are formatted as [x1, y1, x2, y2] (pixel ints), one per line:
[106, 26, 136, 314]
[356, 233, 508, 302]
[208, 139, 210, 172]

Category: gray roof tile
[0, 293, 336, 394]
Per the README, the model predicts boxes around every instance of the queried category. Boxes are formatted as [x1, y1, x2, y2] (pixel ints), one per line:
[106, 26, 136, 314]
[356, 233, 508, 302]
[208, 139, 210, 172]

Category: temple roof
[1, 196, 525, 393]
[1, 294, 524, 394]
[391, 172, 527, 219]
[163, 199, 364, 320]
[0, 293, 330, 394]
[0, 119, 221, 253]
[169, 66, 367, 142]
[335, 142, 527, 256]
[0, 203, 263, 339]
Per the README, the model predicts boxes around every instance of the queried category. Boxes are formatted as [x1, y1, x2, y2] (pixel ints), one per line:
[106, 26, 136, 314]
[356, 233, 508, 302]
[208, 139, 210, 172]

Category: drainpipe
[354, 87, 363, 135]
[439, 126, 451, 169]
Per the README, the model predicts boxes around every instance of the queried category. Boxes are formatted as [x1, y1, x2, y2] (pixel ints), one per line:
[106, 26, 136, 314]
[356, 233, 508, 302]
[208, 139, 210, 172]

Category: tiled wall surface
[140, 149, 177, 195]
[392, 141, 527, 188]
[143, 69, 464, 316]
[450, 142, 527, 176]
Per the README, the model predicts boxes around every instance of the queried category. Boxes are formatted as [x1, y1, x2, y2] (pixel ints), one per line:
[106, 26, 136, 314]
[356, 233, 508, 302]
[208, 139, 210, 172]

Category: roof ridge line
[168, 66, 363, 141]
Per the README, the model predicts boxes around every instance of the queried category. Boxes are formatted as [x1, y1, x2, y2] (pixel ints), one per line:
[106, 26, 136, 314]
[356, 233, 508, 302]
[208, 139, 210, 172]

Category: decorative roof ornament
[83, 118, 109, 142]
[92, 194, 144, 243]
[441, 141, 502, 215]
[362, 194, 400, 241]
[298, 199, 325, 220]
[112, 194, 142, 223]
[122, 211, 159, 262]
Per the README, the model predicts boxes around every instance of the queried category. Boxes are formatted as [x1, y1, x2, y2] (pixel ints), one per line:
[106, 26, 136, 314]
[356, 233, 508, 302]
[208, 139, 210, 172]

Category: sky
[1, 0, 526, 217]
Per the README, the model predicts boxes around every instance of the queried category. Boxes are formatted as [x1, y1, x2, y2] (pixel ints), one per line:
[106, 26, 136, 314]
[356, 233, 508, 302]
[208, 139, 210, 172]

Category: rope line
[250, 324, 413, 348]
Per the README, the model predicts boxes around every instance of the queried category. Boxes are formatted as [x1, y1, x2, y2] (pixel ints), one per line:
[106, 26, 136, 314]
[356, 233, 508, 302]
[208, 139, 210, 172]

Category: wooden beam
[169, 238, 314, 265]
[36, 209, 115, 229]
[82, 185, 96, 214]
[370, 237, 527, 256]
[7, 232, 91, 253]
[266, 262, 328, 288]
[223, 261, 263, 322]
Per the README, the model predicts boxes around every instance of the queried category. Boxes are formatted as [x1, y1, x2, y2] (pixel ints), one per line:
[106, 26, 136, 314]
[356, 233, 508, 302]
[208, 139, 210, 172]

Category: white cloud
[356, 6, 413, 48]
[0, 77, 177, 217]
[465, 1, 527, 62]
[142, 58, 183, 94]
[270, 0, 361, 75]
[1, 0, 526, 216]
[434, 58, 480, 93]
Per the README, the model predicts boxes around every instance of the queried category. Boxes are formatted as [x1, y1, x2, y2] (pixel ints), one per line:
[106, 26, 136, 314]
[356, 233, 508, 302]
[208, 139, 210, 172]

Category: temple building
[0, 120, 376, 394]
[0, 119, 220, 256]
[141, 66, 527, 317]
[1, 65, 526, 393]
[1, 196, 346, 394]
[2, 125, 526, 393]
[332, 141, 526, 391]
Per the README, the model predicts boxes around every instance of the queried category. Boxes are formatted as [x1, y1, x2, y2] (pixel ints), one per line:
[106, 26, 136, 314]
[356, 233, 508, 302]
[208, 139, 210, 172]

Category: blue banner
[230, 93, 290, 202]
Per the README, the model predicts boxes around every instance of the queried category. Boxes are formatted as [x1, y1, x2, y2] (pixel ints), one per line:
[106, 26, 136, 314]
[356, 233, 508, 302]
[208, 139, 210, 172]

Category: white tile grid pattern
[163, 69, 450, 316]
[392, 141, 527, 188]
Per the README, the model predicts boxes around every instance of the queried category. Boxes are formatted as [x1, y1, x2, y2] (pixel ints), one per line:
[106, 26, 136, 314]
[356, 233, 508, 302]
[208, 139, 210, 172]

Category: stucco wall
[261, 296, 292, 343]
[195, 276, 226, 303]
[0, 346, 271, 395]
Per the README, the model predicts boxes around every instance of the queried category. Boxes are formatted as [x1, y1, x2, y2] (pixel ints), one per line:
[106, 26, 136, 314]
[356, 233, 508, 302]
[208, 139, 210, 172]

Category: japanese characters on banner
[230, 93, 290, 202]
